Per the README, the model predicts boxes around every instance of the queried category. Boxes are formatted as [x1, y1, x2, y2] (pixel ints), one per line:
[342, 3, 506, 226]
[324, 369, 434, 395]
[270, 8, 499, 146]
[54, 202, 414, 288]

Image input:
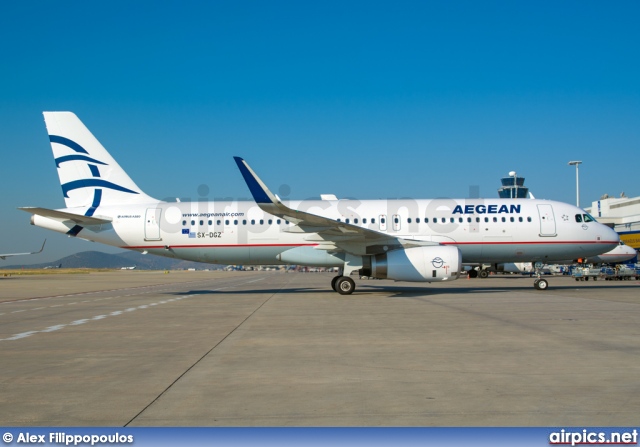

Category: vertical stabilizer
[44, 112, 156, 209]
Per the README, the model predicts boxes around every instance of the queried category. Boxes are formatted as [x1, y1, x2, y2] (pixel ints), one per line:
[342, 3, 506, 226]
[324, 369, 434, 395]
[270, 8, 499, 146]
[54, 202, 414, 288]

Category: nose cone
[601, 224, 621, 247]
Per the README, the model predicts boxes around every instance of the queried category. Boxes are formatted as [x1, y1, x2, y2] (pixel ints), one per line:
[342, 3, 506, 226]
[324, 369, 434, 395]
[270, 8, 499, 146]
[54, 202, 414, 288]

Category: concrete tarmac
[0, 271, 639, 426]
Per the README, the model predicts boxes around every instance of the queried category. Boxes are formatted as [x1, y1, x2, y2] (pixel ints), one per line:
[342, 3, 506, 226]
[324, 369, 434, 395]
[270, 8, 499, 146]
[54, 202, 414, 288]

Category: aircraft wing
[0, 240, 46, 260]
[234, 157, 437, 255]
[18, 207, 112, 226]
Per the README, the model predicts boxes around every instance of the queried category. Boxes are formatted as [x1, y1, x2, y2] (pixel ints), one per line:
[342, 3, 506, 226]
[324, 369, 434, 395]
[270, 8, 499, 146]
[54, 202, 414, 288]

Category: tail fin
[44, 112, 156, 209]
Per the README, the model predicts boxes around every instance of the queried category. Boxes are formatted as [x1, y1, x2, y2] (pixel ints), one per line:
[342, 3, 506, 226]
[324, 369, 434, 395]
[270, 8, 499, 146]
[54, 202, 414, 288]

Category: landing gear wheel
[532, 261, 548, 290]
[479, 269, 489, 278]
[468, 269, 478, 278]
[335, 276, 356, 295]
[330, 275, 341, 292]
[534, 278, 549, 290]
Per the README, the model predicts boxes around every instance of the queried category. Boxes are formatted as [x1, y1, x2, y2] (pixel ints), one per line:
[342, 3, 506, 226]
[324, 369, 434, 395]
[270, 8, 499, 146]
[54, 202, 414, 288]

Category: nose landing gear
[533, 261, 549, 290]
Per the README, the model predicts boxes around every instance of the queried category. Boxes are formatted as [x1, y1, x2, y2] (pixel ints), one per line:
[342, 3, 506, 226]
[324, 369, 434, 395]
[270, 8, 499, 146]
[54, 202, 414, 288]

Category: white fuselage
[33, 198, 620, 266]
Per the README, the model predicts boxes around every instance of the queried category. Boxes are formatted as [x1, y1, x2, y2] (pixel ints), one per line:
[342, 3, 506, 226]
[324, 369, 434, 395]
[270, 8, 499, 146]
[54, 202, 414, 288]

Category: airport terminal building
[586, 194, 640, 249]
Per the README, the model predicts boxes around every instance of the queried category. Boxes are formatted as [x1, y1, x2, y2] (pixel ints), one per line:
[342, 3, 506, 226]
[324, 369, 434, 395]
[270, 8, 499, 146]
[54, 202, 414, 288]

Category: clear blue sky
[1, 1, 639, 263]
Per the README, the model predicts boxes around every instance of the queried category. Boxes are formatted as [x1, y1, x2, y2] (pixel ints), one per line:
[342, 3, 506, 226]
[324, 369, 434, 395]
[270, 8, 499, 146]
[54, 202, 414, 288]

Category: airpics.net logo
[549, 429, 638, 446]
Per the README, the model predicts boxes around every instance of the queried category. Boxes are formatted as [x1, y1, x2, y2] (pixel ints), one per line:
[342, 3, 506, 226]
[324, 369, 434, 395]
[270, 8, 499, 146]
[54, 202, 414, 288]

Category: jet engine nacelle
[362, 246, 462, 282]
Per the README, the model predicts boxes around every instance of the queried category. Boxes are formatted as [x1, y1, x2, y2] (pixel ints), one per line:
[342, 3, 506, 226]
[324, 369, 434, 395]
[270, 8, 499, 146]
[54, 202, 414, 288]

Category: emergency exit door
[145, 208, 162, 241]
[537, 204, 556, 237]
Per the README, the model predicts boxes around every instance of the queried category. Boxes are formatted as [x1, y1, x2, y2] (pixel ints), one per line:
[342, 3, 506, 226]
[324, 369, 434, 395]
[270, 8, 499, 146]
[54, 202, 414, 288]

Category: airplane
[577, 241, 637, 264]
[0, 240, 46, 260]
[20, 112, 620, 294]
[470, 238, 637, 277]
[43, 263, 62, 269]
[497, 241, 636, 276]
[495, 228, 636, 275]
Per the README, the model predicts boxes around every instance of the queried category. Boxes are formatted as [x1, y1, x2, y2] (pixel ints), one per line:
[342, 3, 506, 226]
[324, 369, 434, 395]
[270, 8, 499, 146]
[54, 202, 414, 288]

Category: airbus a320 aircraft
[21, 112, 620, 294]
[579, 241, 637, 264]
[474, 240, 636, 276]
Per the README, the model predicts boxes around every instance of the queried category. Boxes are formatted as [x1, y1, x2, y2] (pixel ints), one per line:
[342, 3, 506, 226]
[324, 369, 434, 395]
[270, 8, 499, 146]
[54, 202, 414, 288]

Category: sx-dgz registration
[197, 232, 223, 238]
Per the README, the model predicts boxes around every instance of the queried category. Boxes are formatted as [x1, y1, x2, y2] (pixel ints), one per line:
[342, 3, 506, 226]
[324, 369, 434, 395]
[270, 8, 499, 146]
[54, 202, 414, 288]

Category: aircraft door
[379, 214, 387, 231]
[144, 208, 162, 241]
[537, 204, 556, 237]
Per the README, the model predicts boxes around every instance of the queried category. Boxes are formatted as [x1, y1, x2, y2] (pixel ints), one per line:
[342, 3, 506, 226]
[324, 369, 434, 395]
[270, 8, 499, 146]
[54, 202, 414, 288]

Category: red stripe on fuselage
[442, 240, 618, 245]
[123, 243, 319, 249]
[122, 241, 618, 249]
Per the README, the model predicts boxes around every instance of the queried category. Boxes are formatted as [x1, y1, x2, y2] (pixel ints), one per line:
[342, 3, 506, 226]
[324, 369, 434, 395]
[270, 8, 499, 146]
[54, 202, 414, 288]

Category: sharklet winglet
[233, 157, 279, 205]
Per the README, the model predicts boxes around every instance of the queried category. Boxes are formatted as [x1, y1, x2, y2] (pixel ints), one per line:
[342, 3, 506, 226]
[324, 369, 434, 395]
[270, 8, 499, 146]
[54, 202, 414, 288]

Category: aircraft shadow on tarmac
[169, 287, 322, 296]
[359, 281, 640, 298]
[168, 281, 638, 299]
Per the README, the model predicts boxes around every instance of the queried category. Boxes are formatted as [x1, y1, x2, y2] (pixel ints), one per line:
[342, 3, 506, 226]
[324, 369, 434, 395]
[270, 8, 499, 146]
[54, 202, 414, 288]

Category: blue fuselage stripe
[66, 225, 83, 237]
[84, 189, 103, 217]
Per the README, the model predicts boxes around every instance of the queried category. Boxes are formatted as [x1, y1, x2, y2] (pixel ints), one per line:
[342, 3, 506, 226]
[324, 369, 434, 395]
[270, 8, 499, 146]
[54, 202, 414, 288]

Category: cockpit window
[575, 214, 582, 223]
[583, 213, 595, 222]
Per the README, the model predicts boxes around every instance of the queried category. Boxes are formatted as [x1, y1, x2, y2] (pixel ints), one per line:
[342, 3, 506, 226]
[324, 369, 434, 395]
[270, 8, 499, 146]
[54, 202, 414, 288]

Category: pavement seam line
[0, 275, 261, 304]
[123, 276, 289, 427]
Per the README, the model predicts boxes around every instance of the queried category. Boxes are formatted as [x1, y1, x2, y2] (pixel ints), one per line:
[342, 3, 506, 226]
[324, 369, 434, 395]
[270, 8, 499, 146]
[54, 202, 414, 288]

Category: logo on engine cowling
[432, 257, 444, 268]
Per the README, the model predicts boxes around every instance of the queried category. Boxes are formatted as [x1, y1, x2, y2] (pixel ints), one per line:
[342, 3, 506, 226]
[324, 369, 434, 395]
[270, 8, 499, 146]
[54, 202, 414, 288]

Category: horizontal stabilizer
[18, 207, 112, 225]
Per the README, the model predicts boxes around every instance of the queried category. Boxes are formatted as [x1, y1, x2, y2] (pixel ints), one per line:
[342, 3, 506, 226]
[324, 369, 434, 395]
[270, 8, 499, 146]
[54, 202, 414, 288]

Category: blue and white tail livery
[45, 111, 156, 209]
[22, 112, 621, 293]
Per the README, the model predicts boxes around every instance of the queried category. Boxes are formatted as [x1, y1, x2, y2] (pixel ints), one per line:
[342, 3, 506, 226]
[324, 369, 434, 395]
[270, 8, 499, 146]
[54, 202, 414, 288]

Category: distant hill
[0, 250, 223, 270]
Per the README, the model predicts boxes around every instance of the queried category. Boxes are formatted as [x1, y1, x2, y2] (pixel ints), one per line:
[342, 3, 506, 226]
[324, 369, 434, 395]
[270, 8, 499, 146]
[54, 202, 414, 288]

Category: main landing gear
[467, 268, 487, 278]
[331, 275, 356, 295]
[532, 261, 548, 290]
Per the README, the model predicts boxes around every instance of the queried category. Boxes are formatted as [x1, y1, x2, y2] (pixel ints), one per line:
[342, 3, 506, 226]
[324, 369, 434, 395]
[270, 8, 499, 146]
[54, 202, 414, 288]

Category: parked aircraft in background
[0, 240, 46, 260]
[43, 264, 61, 269]
[20, 112, 620, 293]
[472, 241, 637, 277]
[578, 241, 637, 264]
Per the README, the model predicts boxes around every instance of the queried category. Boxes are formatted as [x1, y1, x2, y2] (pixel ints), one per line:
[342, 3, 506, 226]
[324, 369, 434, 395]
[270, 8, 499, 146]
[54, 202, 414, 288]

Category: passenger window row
[337, 216, 533, 224]
[183, 215, 536, 228]
[183, 219, 290, 226]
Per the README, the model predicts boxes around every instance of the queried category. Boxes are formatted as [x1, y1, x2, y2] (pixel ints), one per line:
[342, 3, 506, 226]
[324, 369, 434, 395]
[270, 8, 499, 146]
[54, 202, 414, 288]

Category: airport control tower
[498, 171, 529, 199]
